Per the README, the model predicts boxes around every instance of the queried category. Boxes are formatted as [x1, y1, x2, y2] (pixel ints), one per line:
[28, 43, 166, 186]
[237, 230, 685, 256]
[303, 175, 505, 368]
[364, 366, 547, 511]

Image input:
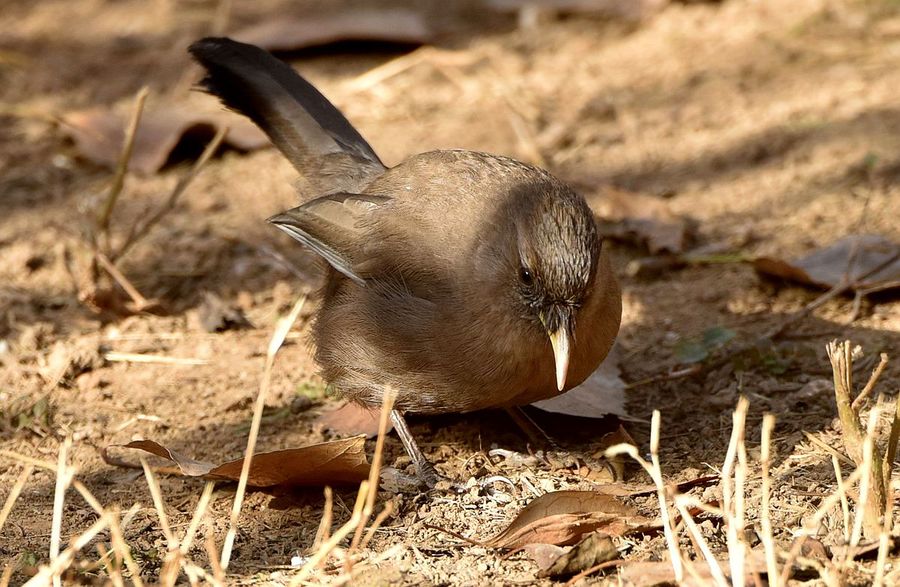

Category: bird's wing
[189, 37, 385, 193]
[268, 193, 391, 285]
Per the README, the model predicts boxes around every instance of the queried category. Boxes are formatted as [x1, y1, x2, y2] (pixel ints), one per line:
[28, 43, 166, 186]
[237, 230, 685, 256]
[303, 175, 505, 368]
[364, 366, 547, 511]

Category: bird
[189, 37, 622, 487]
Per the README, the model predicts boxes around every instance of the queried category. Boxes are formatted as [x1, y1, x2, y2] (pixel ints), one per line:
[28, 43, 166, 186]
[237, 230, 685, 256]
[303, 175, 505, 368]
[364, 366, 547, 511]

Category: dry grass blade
[720, 397, 749, 587]
[140, 457, 175, 545]
[673, 495, 729, 587]
[832, 455, 851, 543]
[779, 465, 864, 584]
[312, 486, 334, 552]
[852, 353, 889, 410]
[849, 407, 881, 553]
[0, 464, 33, 535]
[220, 295, 306, 571]
[882, 382, 900, 489]
[0, 450, 57, 471]
[114, 125, 228, 262]
[94, 251, 151, 310]
[205, 533, 225, 586]
[1, 561, 14, 587]
[350, 387, 397, 553]
[874, 479, 897, 587]
[49, 437, 73, 587]
[96, 86, 149, 237]
[107, 506, 145, 587]
[24, 516, 110, 587]
[181, 481, 215, 554]
[759, 414, 780, 587]
[103, 351, 208, 365]
[359, 500, 395, 551]
[290, 481, 369, 586]
[605, 410, 684, 582]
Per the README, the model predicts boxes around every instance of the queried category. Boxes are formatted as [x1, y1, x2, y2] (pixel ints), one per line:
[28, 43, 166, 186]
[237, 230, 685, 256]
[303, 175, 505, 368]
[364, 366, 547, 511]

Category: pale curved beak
[548, 327, 571, 392]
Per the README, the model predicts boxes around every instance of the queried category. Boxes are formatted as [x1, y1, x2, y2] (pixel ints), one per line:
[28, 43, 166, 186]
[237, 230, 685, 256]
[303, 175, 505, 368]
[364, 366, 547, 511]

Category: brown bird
[189, 38, 622, 487]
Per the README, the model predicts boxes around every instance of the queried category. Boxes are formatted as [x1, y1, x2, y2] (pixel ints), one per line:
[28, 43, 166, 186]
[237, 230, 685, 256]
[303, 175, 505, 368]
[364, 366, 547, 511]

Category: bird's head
[505, 181, 601, 392]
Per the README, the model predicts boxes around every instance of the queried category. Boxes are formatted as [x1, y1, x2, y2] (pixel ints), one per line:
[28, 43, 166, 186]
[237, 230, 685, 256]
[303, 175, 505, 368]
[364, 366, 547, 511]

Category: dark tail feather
[189, 37, 384, 192]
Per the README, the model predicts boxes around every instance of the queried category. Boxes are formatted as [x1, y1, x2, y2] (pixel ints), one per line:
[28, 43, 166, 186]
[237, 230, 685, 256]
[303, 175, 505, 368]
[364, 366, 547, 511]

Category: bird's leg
[390, 410, 442, 488]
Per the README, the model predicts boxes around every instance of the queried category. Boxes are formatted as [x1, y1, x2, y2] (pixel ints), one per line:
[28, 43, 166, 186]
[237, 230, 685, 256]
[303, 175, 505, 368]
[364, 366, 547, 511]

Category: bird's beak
[548, 326, 571, 392]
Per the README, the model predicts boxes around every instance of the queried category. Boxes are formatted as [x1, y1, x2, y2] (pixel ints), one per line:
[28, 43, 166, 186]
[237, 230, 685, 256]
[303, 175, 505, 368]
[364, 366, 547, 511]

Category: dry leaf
[533, 532, 619, 578]
[486, 0, 669, 21]
[485, 490, 648, 549]
[619, 551, 769, 586]
[590, 474, 719, 498]
[522, 543, 569, 571]
[532, 344, 631, 420]
[62, 106, 267, 174]
[753, 234, 900, 293]
[233, 9, 434, 52]
[316, 401, 391, 439]
[587, 187, 691, 253]
[104, 436, 369, 487]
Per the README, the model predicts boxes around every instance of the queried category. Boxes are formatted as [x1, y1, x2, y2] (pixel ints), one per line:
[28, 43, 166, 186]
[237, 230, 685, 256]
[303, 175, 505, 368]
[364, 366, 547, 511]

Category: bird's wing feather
[268, 193, 391, 285]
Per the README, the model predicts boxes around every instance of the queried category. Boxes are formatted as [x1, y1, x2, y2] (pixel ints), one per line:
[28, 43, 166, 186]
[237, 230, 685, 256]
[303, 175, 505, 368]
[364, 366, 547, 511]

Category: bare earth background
[1, 0, 899, 584]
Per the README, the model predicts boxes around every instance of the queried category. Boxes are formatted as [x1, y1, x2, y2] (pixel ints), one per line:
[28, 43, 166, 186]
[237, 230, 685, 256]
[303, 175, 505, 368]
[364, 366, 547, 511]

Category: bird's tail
[189, 37, 386, 194]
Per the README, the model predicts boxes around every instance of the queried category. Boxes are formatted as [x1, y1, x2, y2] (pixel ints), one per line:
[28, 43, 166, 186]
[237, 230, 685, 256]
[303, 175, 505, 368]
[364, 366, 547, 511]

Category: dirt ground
[2, 0, 900, 584]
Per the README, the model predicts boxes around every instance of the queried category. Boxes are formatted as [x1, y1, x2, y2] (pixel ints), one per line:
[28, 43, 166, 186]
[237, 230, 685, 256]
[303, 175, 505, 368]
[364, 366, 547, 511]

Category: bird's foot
[380, 461, 464, 494]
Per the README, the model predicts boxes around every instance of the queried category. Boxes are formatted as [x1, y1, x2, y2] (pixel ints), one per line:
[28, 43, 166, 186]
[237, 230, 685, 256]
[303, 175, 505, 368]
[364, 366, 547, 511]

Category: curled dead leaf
[485, 490, 649, 549]
[103, 436, 369, 487]
[531, 532, 619, 578]
[62, 106, 267, 174]
[753, 234, 900, 293]
[233, 9, 434, 52]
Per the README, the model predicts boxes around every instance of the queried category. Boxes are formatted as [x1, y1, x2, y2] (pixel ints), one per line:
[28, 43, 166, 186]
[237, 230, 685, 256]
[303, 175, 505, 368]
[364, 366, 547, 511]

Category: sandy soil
[1, 0, 899, 584]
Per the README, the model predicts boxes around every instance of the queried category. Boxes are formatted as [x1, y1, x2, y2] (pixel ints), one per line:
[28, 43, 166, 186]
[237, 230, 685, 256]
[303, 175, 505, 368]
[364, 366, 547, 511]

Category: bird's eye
[519, 267, 534, 286]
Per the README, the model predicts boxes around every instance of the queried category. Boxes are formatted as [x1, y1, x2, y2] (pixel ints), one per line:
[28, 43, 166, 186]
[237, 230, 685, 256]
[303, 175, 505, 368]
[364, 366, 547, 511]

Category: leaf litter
[482, 490, 652, 549]
[753, 234, 900, 294]
[102, 436, 370, 488]
[232, 8, 434, 52]
[62, 106, 267, 174]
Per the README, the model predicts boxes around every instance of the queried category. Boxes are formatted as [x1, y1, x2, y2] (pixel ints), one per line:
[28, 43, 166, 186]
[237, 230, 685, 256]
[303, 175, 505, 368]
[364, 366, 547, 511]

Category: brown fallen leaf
[529, 531, 619, 578]
[232, 9, 434, 52]
[590, 474, 719, 498]
[586, 187, 691, 254]
[617, 551, 770, 586]
[103, 436, 369, 487]
[485, 490, 650, 549]
[753, 234, 900, 293]
[532, 344, 631, 420]
[316, 401, 391, 439]
[486, 0, 669, 21]
[62, 106, 267, 174]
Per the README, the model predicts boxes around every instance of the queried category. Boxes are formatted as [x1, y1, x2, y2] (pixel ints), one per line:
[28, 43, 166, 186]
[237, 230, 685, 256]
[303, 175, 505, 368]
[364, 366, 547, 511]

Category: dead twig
[606, 411, 685, 582]
[759, 414, 780, 587]
[96, 87, 149, 240]
[852, 353, 889, 410]
[0, 465, 34, 536]
[112, 125, 227, 263]
[220, 295, 306, 570]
